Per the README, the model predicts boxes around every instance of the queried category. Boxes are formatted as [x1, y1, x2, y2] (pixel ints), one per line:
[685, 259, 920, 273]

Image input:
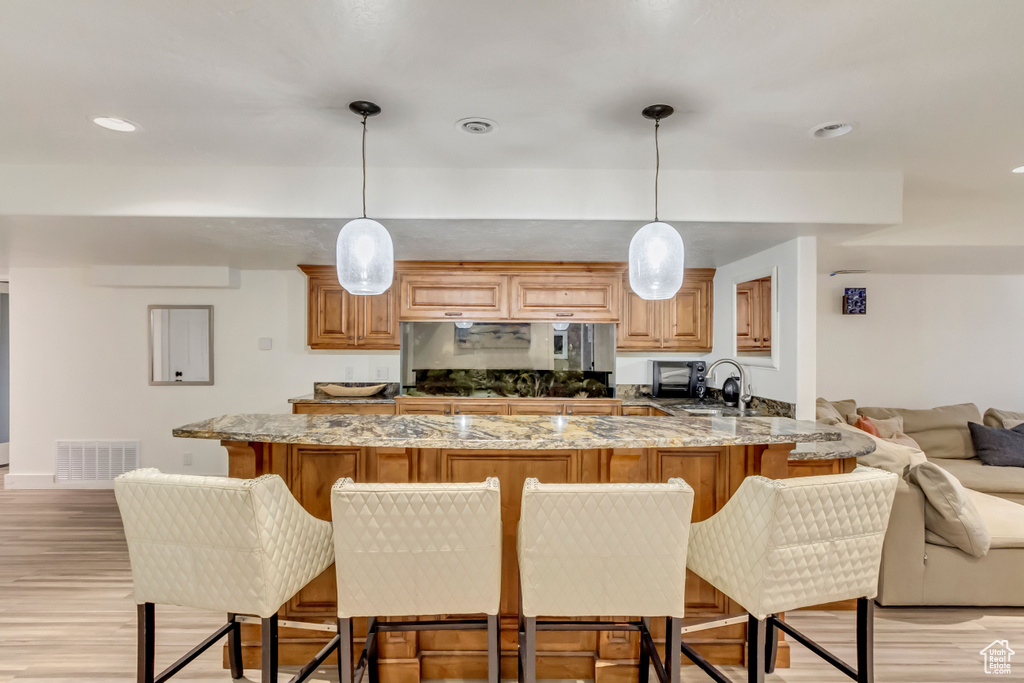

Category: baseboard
[3, 472, 114, 490]
[0, 442, 8, 467]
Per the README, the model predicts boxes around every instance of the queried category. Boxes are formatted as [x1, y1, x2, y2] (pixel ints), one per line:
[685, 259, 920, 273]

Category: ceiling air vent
[56, 440, 139, 481]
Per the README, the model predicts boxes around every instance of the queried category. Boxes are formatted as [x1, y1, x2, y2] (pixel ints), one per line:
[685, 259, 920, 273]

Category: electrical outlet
[375, 367, 388, 380]
[345, 366, 355, 380]
[183, 452, 192, 467]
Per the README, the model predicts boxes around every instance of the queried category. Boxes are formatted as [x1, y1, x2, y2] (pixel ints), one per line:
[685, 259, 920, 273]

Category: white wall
[818, 273, 1024, 410]
[616, 237, 817, 418]
[5, 268, 399, 487]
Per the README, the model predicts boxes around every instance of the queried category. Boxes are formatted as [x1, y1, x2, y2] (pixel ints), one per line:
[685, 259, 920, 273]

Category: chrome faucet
[705, 358, 752, 411]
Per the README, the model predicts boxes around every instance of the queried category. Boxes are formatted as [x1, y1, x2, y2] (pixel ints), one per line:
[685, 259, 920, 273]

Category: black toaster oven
[651, 360, 707, 398]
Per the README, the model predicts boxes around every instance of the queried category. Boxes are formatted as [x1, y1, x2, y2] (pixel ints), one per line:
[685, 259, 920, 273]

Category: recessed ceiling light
[1012, 166, 1024, 174]
[93, 117, 137, 132]
[455, 117, 498, 135]
[810, 121, 856, 139]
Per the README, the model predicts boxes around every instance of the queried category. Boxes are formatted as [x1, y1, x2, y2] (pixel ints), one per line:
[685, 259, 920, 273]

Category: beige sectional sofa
[818, 400, 1024, 606]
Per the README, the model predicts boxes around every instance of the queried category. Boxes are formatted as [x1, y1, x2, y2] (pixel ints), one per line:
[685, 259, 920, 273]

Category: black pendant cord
[654, 118, 660, 222]
[364, 113, 372, 218]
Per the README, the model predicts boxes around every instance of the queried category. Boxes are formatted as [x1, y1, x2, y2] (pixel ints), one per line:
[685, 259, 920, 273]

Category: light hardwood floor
[0, 481, 1020, 682]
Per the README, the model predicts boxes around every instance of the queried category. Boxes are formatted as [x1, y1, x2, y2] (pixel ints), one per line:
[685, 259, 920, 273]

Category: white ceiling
[2, 0, 1023, 272]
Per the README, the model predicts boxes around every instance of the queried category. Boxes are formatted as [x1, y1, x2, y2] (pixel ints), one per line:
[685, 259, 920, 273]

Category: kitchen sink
[681, 407, 763, 417]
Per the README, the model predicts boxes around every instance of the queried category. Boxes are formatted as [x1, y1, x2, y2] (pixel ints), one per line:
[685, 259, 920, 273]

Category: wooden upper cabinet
[510, 273, 621, 321]
[398, 271, 510, 321]
[299, 266, 400, 350]
[617, 268, 715, 351]
[737, 276, 771, 353]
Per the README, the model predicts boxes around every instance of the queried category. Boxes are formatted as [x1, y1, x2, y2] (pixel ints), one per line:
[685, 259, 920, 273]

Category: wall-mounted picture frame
[842, 287, 867, 315]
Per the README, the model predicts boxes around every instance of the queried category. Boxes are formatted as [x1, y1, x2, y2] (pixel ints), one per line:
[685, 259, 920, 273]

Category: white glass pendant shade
[454, 321, 474, 329]
[552, 322, 570, 331]
[628, 221, 684, 300]
[336, 218, 394, 295]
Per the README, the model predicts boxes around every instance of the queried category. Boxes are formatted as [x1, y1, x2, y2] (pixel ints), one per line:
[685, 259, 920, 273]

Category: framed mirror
[148, 305, 214, 385]
[734, 267, 778, 367]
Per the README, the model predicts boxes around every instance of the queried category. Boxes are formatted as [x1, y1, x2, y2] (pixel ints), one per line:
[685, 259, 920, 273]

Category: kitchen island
[174, 412, 851, 680]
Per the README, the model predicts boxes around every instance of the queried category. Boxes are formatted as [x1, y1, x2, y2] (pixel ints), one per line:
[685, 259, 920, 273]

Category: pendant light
[336, 101, 395, 296]
[628, 104, 684, 300]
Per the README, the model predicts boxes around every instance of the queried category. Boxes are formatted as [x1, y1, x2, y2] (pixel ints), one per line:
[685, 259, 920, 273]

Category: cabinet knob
[454, 408, 460, 415]
[444, 409, 451, 415]
[444, 312, 463, 317]
[358, 336, 363, 340]
[566, 409, 573, 415]
[754, 337, 760, 342]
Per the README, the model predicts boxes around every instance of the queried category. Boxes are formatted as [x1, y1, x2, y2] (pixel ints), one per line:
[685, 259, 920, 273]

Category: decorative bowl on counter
[320, 383, 388, 397]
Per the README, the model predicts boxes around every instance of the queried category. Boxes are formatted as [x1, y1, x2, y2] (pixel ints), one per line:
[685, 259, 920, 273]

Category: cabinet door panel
[451, 401, 510, 416]
[563, 400, 620, 416]
[288, 445, 360, 617]
[358, 287, 400, 349]
[510, 274, 621, 321]
[396, 399, 452, 415]
[442, 450, 577, 615]
[657, 447, 730, 614]
[759, 277, 772, 350]
[664, 274, 713, 351]
[617, 275, 662, 349]
[736, 281, 759, 350]
[311, 282, 356, 348]
[507, 400, 564, 415]
[399, 273, 509, 320]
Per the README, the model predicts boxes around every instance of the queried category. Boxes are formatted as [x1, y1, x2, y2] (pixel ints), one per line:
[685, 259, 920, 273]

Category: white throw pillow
[870, 415, 924, 450]
[905, 462, 991, 558]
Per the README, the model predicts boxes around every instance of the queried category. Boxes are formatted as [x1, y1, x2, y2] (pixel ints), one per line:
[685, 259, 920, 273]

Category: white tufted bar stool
[319, 478, 502, 683]
[517, 478, 694, 683]
[683, 466, 898, 683]
[114, 468, 335, 683]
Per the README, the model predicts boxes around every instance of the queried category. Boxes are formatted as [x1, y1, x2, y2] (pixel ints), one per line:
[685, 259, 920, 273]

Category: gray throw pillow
[968, 422, 1024, 468]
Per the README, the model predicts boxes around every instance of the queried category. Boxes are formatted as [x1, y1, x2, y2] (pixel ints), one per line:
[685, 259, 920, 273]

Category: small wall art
[842, 287, 867, 315]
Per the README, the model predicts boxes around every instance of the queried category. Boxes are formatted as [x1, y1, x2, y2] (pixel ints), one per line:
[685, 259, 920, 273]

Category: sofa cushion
[930, 457, 1024, 504]
[816, 398, 856, 426]
[983, 407, 1024, 429]
[815, 398, 847, 426]
[966, 489, 1024, 549]
[853, 415, 881, 436]
[905, 461, 990, 558]
[969, 421, 1024, 468]
[859, 403, 981, 460]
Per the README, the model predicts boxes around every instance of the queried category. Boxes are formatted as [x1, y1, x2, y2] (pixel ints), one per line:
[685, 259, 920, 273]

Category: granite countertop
[789, 428, 876, 461]
[174, 413, 842, 453]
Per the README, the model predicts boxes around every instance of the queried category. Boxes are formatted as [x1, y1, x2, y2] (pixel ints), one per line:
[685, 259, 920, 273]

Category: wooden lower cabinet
[292, 403, 396, 415]
[221, 439, 829, 679]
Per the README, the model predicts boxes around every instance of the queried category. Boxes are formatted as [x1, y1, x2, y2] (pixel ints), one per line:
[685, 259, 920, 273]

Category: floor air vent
[56, 440, 139, 481]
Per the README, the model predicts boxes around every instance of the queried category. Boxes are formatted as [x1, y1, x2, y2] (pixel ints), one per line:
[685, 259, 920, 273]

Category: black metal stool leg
[747, 615, 765, 683]
[261, 614, 278, 683]
[665, 617, 681, 683]
[368, 618, 380, 683]
[227, 613, 243, 680]
[138, 603, 155, 683]
[857, 598, 874, 683]
[487, 614, 500, 683]
[338, 618, 354, 683]
[764, 615, 778, 674]
[639, 617, 651, 683]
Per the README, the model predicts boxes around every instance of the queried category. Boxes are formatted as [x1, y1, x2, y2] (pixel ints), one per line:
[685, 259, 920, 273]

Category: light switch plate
[375, 367, 389, 380]
[257, 337, 273, 350]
